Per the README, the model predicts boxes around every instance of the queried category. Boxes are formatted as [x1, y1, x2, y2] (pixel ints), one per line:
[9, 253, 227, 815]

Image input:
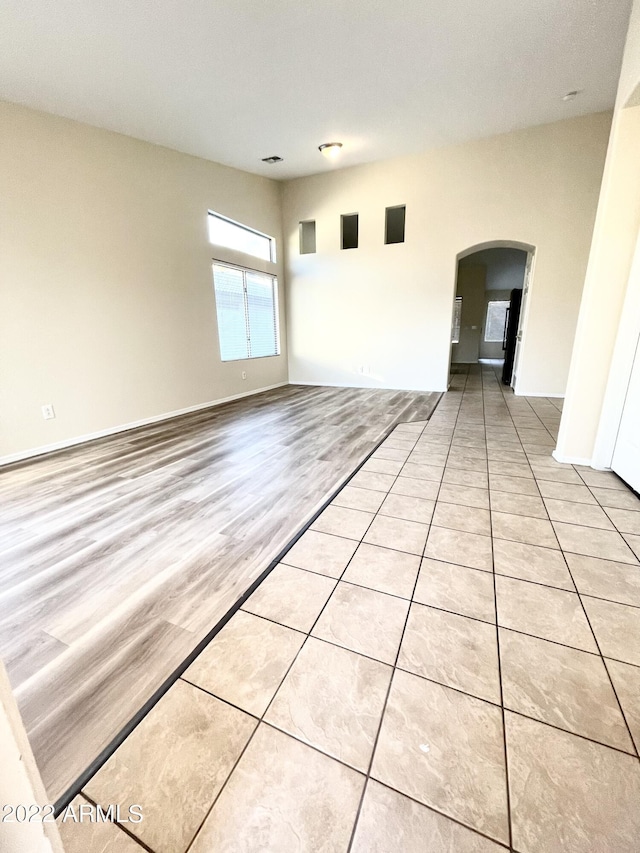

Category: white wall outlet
[41, 404, 55, 420]
[241, 371, 247, 380]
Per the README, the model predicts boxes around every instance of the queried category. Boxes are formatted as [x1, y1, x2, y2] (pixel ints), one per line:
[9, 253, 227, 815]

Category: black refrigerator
[502, 289, 523, 385]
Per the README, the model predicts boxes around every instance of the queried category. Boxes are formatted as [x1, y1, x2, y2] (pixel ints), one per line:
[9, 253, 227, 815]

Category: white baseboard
[551, 449, 606, 468]
[291, 380, 448, 393]
[0, 382, 289, 467]
[515, 390, 565, 398]
[291, 379, 381, 389]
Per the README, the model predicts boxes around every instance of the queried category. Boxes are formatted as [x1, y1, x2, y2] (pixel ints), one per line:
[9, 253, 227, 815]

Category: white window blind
[208, 212, 275, 262]
[485, 300, 510, 343]
[451, 297, 462, 344]
[213, 263, 279, 361]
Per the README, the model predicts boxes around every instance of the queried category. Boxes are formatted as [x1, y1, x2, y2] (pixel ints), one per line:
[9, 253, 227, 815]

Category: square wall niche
[299, 220, 316, 254]
[341, 213, 359, 250]
[385, 205, 406, 244]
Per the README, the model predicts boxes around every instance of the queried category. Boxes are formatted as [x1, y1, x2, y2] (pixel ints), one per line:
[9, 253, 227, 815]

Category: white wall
[556, 0, 640, 466]
[283, 114, 611, 395]
[0, 101, 287, 462]
[0, 662, 63, 853]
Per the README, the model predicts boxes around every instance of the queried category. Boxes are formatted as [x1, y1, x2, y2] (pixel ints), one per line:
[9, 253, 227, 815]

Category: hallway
[59, 366, 640, 852]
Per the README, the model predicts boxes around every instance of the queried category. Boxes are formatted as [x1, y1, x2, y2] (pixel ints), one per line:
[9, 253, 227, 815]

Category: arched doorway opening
[450, 241, 535, 388]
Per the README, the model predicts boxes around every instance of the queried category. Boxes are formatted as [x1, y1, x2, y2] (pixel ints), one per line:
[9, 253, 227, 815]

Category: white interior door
[511, 252, 532, 389]
[612, 334, 640, 491]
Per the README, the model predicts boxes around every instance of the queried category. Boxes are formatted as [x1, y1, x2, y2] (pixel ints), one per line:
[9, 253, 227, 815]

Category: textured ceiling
[0, 0, 632, 179]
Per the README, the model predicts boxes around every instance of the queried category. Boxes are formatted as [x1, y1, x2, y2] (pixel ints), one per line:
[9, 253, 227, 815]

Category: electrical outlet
[41, 404, 55, 420]
[241, 371, 247, 380]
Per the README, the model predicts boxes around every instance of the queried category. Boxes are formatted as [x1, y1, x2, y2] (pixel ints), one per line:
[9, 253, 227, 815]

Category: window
[484, 300, 510, 342]
[385, 205, 406, 244]
[208, 211, 275, 262]
[212, 263, 280, 361]
[451, 297, 462, 344]
[299, 220, 316, 254]
[341, 213, 359, 249]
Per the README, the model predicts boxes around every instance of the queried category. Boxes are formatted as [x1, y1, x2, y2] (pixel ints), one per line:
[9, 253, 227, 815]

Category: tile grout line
[486, 366, 567, 839]
[358, 379, 502, 845]
[301, 544, 640, 615]
[493, 365, 640, 762]
[484, 367, 515, 853]
[182, 482, 399, 852]
[581, 478, 640, 544]
[181, 421, 437, 852]
[562, 559, 640, 762]
[65, 790, 153, 853]
[181, 415, 437, 852]
[244, 589, 640, 677]
[349, 392, 475, 848]
[344, 414, 443, 851]
[181, 712, 263, 853]
[213, 621, 640, 759]
[365, 777, 512, 851]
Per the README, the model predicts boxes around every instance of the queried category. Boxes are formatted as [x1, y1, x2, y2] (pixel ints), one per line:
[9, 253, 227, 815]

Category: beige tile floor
[58, 366, 640, 852]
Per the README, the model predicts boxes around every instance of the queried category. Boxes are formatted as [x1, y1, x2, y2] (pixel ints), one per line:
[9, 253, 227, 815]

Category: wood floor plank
[0, 384, 439, 800]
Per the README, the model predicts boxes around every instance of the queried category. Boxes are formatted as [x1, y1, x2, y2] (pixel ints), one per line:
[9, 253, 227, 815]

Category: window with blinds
[208, 212, 275, 262]
[451, 296, 462, 344]
[485, 300, 510, 342]
[212, 263, 280, 361]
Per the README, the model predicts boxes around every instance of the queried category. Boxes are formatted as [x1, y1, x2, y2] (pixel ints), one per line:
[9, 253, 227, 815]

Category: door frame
[510, 249, 536, 392]
[592, 226, 640, 469]
[449, 240, 536, 389]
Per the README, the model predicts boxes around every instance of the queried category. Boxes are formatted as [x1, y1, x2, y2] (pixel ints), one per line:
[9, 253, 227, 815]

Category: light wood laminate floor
[0, 384, 439, 800]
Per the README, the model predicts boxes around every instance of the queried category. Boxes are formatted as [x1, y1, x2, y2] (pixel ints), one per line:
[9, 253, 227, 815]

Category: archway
[450, 241, 535, 388]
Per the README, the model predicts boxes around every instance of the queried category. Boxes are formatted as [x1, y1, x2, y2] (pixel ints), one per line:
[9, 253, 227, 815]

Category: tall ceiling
[0, 0, 632, 180]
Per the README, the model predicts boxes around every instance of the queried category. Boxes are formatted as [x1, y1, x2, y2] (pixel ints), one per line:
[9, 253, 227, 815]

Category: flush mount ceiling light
[262, 155, 283, 163]
[319, 142, 343, 160]
[562, 90, 580, 101]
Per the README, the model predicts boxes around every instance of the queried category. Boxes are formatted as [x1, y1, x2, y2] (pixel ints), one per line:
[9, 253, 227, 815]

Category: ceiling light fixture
[562, 90, 580, 101]
[262, 155, 283, 163]
[319, 142, 343, 160]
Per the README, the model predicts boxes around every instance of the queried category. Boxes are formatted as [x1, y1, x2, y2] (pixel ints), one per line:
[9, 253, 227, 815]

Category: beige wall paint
[556, 0, 640, 465]
[452, 264, 485, 364]
[0, 101, 287, 460]
[283, 113, 610, 395]
[556, 107, 640, 462]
